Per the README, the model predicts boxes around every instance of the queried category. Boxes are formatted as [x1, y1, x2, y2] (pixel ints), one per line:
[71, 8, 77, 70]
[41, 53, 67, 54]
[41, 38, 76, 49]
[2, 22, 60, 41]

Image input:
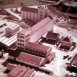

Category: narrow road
[5, 9, 22, 20]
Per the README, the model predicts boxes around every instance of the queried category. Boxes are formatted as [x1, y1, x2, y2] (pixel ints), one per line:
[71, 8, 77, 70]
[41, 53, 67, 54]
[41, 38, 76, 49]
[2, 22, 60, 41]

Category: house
[42, 31, 59, 44]
[57, 36, 76, 51]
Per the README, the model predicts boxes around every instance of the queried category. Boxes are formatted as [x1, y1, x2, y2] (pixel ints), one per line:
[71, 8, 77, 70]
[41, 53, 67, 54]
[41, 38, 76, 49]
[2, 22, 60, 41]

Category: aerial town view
[0, 0, 77, 77]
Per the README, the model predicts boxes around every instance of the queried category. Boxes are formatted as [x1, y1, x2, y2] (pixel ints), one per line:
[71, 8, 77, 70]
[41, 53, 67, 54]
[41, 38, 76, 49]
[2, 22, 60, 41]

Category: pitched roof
[46, 31, 59, 40]
[17, 29, 31, 36]
[26, 42, 51, 52]
[17, 52, 45, 66]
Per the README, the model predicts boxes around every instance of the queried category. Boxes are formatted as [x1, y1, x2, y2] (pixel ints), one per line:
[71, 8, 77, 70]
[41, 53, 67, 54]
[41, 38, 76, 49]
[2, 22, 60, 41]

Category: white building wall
[29, 21, 53, 43]
[17, 34, 25, 48]
[21, 11, 28, 20]
[34, 13, 38, 22]
[38, 7, 47, 21]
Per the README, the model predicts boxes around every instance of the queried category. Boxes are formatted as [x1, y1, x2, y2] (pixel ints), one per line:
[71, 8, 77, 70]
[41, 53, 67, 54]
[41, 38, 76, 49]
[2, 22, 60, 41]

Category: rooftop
[6, 22, 19, 30]
[17, 52, 45, 66]
[26, 42, 51, 52]
[17, 28, 31, 36]
[0, 34, 17, 47]
[21, 6, 38, 13]
[46, 31, 59, 40]
[8, 64, 35, 77]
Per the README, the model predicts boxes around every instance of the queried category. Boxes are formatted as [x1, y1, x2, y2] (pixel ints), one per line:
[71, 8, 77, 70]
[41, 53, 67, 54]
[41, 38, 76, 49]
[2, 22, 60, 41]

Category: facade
[21, 6, 48, 22]
[29, 17, 53, 42]
[25, 42, 52, 57]
[25, 42, 55, 62]
[17, 29, 31, 49]
[0, 34, 17, 49]
[17, 17, 53, 49]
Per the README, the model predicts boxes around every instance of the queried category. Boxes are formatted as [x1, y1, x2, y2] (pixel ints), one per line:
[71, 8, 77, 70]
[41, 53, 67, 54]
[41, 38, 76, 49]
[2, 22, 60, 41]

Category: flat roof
[21, 6, 38, 13]
[0, 35, 17, 47]
[17, 29, 31, 36]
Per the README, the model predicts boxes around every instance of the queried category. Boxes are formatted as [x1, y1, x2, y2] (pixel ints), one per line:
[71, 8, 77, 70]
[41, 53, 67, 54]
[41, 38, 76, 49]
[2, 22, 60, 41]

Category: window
[17, 43, 24, 46]
[17, 39, 24, 42]
[17, 35, 24, 38]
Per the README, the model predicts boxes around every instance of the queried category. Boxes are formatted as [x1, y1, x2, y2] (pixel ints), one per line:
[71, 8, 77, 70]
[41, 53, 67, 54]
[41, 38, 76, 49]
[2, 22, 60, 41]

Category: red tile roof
[8, 65, 35, 77]
[17, 52, 45, 66]
[46, 31, 59, 40]
[26, 42, 51, 53]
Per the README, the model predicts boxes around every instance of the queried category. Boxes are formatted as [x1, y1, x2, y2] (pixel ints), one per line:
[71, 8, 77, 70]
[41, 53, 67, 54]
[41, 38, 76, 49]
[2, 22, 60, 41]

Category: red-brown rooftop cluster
[7, 64, 35, 77]
[17, 52, 46, 66]
[25, 42, 52, 57]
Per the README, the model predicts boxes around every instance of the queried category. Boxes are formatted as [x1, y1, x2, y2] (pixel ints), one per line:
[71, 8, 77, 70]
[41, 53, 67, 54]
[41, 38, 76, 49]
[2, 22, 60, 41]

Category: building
[16, 52, 46, 66]
[5, 22, 20, 37]
[25, 42, 52, 57]
[25, 42, 54, 62]
[42, 31, 59, 44]
[21, 6, 48, 22]
[29, 17, 53, 43]
[17, 29, 31, 50]
[0, 34, 17, 50]
[17, 17, 53, 49]
[7, 64, 35, 77]
[57, 36, 76, 51]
